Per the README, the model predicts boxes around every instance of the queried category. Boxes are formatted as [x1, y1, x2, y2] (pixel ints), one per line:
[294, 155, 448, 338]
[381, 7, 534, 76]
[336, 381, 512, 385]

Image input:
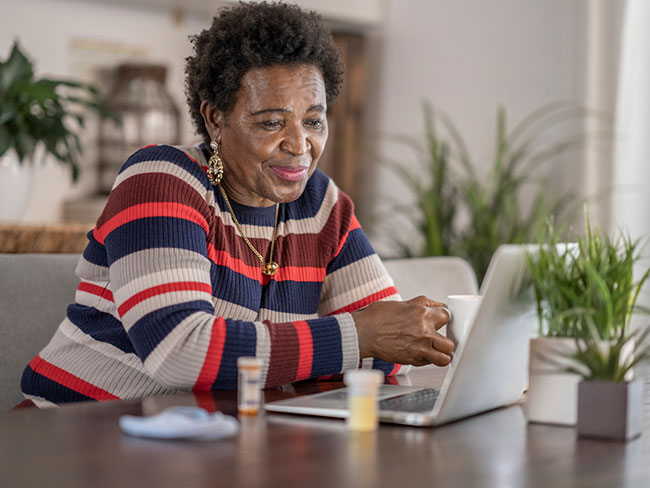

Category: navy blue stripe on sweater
[210, 264, 263, 312]
[372, 359, 396, 375]
[83, 231, 109, 267]
[119, 145, 212, 192]
[285, 170, 330, 220]
[105, 218, 208, 264]
[67, 305, 135, 354]
[263, 280, 322, 315]
[21, 367, 93, 403]
[213, 318, 258, 390]
[309, 316, 343, 377]
[128, 300, 214, 360]
[326, 227, 376, 274]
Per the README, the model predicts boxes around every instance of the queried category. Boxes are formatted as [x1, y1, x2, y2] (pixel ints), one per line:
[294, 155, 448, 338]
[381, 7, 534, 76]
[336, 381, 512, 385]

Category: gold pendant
[262, 261, 279, 276]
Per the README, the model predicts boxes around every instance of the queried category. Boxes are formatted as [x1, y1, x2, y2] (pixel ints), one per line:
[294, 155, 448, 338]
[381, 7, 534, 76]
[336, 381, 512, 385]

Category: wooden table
[2, 365, 649, 488]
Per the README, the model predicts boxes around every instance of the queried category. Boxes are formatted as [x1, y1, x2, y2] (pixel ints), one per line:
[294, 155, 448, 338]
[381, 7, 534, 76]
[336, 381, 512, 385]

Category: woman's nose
[280, 125, 310, 155]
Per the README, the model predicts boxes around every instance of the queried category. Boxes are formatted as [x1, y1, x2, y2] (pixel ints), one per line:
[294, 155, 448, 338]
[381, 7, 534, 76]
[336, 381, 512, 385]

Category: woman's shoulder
[121, 143, 208, 172]
[114, 143, 212, 191]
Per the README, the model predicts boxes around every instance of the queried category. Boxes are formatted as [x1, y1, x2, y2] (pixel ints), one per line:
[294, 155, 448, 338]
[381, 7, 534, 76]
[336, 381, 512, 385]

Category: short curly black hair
[185, 1, 344, 143]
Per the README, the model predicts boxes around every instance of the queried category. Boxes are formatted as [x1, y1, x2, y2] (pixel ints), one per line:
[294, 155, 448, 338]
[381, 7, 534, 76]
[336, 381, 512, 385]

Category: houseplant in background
[526, 214, 649, 425]
[381, 100, 609, 282]
[0, 40, 111, 220]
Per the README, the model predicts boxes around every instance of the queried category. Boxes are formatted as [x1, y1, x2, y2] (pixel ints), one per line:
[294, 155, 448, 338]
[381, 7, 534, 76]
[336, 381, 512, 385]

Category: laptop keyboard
[378, 388, 441, 413]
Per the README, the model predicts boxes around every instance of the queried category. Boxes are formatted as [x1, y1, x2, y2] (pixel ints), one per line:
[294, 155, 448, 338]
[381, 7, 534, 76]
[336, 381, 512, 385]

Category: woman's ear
[199, 101, 225, 142]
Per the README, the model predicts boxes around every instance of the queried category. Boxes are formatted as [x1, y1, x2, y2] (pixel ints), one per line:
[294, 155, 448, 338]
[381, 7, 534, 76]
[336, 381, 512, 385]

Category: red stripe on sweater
[207, 248, 326, 283]
[77, 282, 115, 302]
[118, 281, 212, 317]
[294, 321, 313, 381]
[193, 391, 218, 412]
[329, 286, 399, 315]
[209, 249, 267, 282]
[265, 320, 299, 387]
[277, 265, 327, 283]
[388, 363, 401, 376]
[334, 214, 361, 257]
[386, 375, 400, 385]
[193, 317, 227, 391]
[29, 356, 119, 401]
[94, 202, 209, 244]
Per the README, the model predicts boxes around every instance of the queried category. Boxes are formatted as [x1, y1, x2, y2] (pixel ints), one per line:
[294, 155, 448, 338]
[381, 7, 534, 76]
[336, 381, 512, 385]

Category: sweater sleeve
[317, 190, 408, 376]
[98, 145, 359, 391]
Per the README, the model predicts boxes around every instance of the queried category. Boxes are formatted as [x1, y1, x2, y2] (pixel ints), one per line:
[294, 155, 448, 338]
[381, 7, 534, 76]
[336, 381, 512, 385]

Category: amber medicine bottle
[237, 357, 263, 415]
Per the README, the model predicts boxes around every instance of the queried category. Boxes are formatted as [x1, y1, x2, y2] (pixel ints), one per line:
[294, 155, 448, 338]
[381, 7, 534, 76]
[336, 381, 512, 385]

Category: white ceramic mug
[446, 295, 483, 348]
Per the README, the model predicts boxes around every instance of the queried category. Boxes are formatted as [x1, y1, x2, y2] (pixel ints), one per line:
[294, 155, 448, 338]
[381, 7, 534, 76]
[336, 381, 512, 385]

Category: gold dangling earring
[207, 140, 224, 186]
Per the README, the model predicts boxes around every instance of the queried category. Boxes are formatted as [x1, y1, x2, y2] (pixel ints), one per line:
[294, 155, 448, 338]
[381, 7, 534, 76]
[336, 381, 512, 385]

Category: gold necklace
[217, 183, 280, 276]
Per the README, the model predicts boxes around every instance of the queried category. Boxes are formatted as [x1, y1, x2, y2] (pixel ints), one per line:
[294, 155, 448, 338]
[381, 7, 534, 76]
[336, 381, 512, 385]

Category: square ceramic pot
[577, 378, 643, 441]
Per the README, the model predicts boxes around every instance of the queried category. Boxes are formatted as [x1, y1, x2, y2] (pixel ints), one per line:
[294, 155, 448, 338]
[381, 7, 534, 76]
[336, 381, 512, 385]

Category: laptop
[264, 244, 542, 427]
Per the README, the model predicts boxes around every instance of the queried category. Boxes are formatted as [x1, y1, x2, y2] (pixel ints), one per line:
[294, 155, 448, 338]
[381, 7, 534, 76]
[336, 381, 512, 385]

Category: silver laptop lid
[428, 244, 539, 424]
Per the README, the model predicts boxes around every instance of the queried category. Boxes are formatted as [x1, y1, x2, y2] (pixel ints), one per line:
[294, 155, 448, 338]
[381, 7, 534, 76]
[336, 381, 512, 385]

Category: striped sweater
[21, 143, 402, 406]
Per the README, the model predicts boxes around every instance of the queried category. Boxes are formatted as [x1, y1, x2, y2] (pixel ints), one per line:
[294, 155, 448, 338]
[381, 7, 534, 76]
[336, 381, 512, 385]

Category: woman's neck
[219, 178, 275, 208]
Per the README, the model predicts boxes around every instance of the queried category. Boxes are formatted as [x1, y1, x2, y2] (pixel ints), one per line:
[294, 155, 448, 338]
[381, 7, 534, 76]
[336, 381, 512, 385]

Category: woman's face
[201, 64, 328, 207]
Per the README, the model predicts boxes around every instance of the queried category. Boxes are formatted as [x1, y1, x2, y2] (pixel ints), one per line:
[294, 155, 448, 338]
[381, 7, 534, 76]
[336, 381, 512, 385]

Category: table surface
[2, 365, 650, 488]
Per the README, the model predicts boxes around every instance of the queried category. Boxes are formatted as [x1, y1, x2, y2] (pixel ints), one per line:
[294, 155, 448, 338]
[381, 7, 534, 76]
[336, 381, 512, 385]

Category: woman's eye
[260, 120, 283, 130]
[305, 118, 324, 129]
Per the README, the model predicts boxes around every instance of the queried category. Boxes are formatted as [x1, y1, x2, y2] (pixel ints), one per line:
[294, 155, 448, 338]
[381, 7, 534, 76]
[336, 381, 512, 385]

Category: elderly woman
[21, 2, 453, 406]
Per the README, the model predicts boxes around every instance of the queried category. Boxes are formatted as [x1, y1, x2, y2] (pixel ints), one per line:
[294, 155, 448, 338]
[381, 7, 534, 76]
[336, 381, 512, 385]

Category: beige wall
[1, 0, 611, 243]
[361, 0, 594, 255]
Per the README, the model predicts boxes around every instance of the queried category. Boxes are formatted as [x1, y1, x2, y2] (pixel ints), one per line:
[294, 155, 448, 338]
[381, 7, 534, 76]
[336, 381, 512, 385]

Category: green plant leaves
[0, 42, 34, 91]
[0, 40, 111, 182]
[528, 213, 647, 339]
[528, 210, 650, 380]
[381, 100, 594, 281]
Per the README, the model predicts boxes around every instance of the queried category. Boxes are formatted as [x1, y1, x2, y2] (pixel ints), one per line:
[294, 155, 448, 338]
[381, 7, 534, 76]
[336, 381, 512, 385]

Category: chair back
[383, 256, 479, 301]
[0, 254, 79, 410]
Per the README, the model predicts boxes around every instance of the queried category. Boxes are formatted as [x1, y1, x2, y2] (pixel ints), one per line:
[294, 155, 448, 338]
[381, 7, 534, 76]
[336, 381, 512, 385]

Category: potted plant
[572, 317, 649, 441]
[526, 214, 649, 426]
[379, 100, 609, 281]
[0, 40, 111, 219]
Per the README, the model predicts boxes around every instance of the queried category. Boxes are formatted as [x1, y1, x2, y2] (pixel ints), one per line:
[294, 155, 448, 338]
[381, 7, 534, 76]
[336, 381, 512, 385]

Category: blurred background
[0, 0, 648, 277]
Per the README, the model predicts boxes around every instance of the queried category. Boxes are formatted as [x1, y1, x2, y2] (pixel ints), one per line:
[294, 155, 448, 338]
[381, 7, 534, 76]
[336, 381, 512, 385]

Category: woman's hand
[351, 296, 454, 367]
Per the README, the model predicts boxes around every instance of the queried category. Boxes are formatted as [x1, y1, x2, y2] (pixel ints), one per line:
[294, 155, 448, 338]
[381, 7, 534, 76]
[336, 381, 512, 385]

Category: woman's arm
[317, 214, 405, 375]
[318, 201, 453, 372]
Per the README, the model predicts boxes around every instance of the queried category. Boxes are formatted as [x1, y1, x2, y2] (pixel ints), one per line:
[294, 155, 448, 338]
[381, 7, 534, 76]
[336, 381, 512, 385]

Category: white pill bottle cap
[344, 369, 383, 394]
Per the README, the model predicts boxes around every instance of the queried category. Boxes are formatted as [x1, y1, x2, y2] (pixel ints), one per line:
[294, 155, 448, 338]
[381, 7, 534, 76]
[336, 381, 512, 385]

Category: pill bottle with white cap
[237, 356, 263, 415]
[344, 369, 384, 431]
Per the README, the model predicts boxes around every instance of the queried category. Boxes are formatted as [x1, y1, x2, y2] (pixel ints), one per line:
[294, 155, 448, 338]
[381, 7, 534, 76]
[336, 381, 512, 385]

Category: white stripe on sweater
[318, 254, 398, 315]
[142, 312, 218, 389]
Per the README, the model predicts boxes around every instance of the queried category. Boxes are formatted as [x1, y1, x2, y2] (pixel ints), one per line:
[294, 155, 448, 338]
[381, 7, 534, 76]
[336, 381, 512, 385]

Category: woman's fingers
[432, 332, 455, 355]
[407, 295, 446, 309]
[417, 345, 452, 367]
[430, 306, 451, 330]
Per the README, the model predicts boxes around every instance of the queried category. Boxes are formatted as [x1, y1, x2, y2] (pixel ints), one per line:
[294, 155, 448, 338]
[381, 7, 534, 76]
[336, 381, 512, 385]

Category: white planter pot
[526, 337, 581, 426]
[0, 151, 33, 221]
[526, 336, 635, 426]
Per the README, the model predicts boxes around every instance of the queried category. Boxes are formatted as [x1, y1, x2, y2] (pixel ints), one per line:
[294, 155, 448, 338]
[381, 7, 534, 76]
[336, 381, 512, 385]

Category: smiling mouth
[270, 165, 309, 182]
